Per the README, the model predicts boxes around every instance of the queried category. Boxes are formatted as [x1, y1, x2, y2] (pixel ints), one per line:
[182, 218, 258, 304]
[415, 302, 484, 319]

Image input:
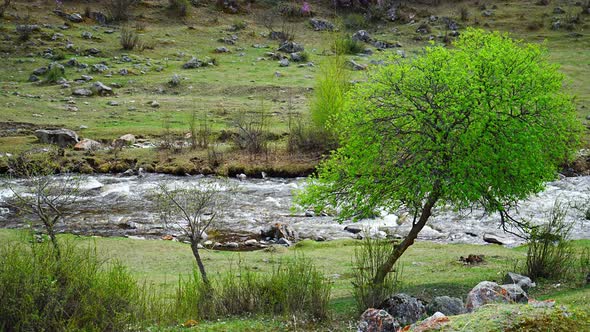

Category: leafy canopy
[297, 29, 581, 220]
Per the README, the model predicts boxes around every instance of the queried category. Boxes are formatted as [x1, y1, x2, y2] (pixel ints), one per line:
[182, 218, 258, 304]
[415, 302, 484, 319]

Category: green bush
[120, 27, 141, 50]
[287, 115, 336, 153]
[45, 63, 65, 83]
[173, 255, 331, 321]
[333, 34, 364, 55]
[310, 55, 349, 131]
[343, 13, 367, 30]
[0, 239, 151, 331]
[352, 236, 404, 312]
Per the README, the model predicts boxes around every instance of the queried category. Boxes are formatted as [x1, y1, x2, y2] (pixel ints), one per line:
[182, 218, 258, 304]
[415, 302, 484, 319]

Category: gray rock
[358, 308, 399, 332]
[551, 21, 561, 30]
[113, 134, 136, 146]
[503, 272, 536, 291]
[379, 293, 426, 326]
[278, 58, 290, 67]
[169, 74, 181, 86]
[309, 18, 335, 31]
[81, 31, 93, 39]
[85, 48, 101, 56]
[277, 238, 292, 247]
[119, 68, 129, 75]
[347, 60, 367, 71]
[553, 7, 565, 14]
[225, 242, 239, 248]
[33, 67, 48, 76]
[49, 62, 65, 74]
[74, 139, 102, 151]
[501, 284, 528, 303]
[65, 58, 80, 67]
[387, 7, 398, 21]
[149, 100, 160, 108]
[107, 101, 119, 106]
[290, 52, 304, 62]
[182, 57, 203, 69]
[344, 225, 363, 234]
[244, 239, 258, 246]
[91, 64, 109, 73]
[90, 81, 113, 96]
[352, 30, 371, 43]
[261, 223, 296, 240]
[426, 296, 465, 316]
[68, 13, 83, 23]
[28, 75, 40, 82]
[278, 41, 304, 53]
[482, 10, 494, 17]
[465, 281, 510, 312]
[72, 88, 94, 97]
[215, 46, 229, 53]
[34, 129, 79, 148]
[81, 75, 93, 81]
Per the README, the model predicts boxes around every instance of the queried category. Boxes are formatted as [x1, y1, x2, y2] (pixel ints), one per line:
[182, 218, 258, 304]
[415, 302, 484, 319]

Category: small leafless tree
[3, 153, 80, 259]
[153, 180, 231, 284]
[0, 0, 11, 18]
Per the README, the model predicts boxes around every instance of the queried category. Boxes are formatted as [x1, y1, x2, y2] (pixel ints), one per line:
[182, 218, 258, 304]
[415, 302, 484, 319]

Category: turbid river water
[1, 174, 590, 246]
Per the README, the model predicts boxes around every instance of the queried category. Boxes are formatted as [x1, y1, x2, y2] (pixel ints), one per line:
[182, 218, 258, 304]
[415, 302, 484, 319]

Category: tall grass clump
[333, 34, 364, 55]
[287, 114, 336, 153]
[524, 201, 576, 281]
[310, 55, 350, 132]
[173, 255, 331, 321]
[120, 27, 141, 50]
[352, 235, 404, 313]
[0, 239, 153, 331]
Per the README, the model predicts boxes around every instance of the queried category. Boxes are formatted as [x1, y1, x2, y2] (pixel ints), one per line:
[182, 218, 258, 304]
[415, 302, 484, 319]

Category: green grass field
[1, 229, 588, 331]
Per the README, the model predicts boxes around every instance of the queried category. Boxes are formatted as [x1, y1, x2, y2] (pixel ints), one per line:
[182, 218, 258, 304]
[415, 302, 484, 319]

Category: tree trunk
[373, 190, 440, 285]
[43, 218, 61, 260]
[191, 242, 209, 285]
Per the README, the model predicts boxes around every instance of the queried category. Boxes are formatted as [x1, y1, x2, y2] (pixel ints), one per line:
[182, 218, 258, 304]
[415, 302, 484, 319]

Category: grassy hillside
[0, 0, 588, 175]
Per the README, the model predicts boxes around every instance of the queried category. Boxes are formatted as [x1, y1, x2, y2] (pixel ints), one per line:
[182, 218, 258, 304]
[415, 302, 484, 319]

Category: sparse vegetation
[333, 34, 364, 55]
[105, 0, 138, 22]
[169, 0, 190, 17]
[120, 26, 141, 50]
[524, 201, 576, 281]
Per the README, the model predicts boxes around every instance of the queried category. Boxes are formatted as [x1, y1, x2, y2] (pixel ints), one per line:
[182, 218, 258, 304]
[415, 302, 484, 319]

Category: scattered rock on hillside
[113, 134, 136, 146]
[32, 67, 48, 76]
[68, 13, 84, 23]
[379, 293, 426, 326]
[503, 272, 536, 291]
[501, 284, 528, 303]
[290, 52, 305, 62]
[81, 31, 93, 39]
[34, 129, 79, 148]
[90, 82, 113, 96]
[347, 60, 367, 71]
[74, 139, 102, 151]
[553, 7, 565, 14]
[278, 41, 304, 53]
[72, 88, 94, 97]
[91, 64, 109, 73]
[465, 281, 511, 312]
[426, 296, 465, 316]
[182, 57, 203, 69]
[309, 18, 335, 31]
[214, 46, 230, 53]
[278, 58, 289, 67]
[410, 312, 450, 332]
[352, 30, 371, 43]
[358, 309, 400, 332]
[84, 48, 101, 56]
[29, 75, 40, 82]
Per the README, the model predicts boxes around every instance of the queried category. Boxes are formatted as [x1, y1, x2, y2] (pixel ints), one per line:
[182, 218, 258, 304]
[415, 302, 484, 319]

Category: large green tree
[297, 29, 582, 285]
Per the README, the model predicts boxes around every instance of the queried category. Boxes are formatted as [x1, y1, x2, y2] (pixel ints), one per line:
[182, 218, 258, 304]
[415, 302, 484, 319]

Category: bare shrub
[120, 27, 140, 50]
[524, 201, 576, 280]
[169, 0, 190, 17]
[0, 0, 11, 18]
[352, 234, 404, 312]
[105, 0, 138, 22]
[232, 105, 270, 158]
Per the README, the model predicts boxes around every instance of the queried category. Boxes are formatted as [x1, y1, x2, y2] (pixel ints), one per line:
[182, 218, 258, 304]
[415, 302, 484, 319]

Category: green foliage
[333, 34, 364, 55]
[352, 236, 403, 313]
[310, 55, 350, 130]
[0, 240, 150, 331]
[524, 201, 576, 280]
[287, 114, 336, 153]
[45, 63, 65, 83]
[343, 13, 366, 30]
[173, 255, 331, 321]
[297, 28, 582, 221]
